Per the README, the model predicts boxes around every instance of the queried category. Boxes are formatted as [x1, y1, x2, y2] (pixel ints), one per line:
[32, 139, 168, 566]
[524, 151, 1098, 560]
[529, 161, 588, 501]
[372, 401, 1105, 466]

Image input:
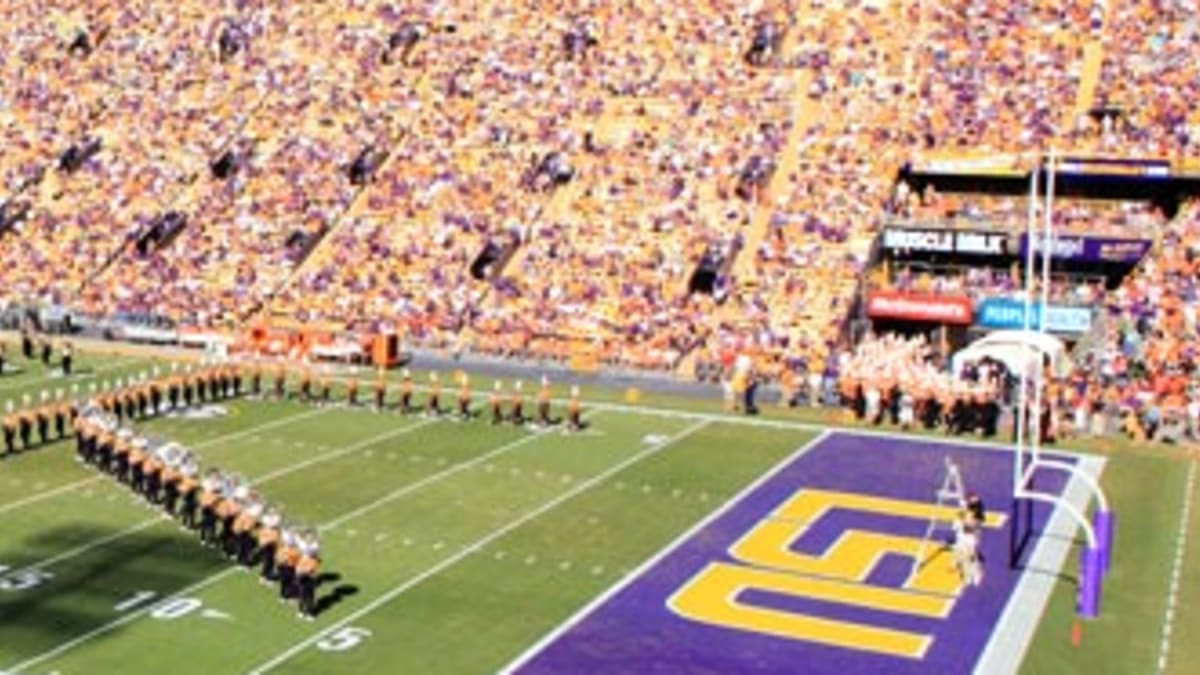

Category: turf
[1020, 452, 1200, 675]
[0, 348, 1196, 674]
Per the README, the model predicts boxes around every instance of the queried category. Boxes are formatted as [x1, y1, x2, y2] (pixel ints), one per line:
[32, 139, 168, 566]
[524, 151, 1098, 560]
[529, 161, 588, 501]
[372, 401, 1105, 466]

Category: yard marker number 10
[113, 590, 208, 620]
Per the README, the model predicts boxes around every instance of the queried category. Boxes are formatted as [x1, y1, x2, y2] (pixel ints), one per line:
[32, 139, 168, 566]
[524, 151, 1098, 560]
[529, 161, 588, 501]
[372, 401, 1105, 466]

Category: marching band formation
[249, 364, 585, 430]
[66, 367, 323, 620]
[3, 358, 589, 620]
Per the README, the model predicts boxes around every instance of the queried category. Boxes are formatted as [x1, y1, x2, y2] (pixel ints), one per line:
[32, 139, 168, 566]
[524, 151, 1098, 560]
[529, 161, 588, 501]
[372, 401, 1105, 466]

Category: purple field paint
[1093, 510, 1114, 573]
[517, 432, 1076, 675]
[1078, 547, 1103, 618]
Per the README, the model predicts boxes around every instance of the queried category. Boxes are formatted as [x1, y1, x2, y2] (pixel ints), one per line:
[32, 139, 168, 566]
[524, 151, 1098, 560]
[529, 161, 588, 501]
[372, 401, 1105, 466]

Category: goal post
[1010, 149, 1112, 619]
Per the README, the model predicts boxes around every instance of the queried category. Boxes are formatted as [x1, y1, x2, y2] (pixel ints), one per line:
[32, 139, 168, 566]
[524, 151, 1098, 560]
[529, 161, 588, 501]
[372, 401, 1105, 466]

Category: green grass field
[0, 348, 1197, 674]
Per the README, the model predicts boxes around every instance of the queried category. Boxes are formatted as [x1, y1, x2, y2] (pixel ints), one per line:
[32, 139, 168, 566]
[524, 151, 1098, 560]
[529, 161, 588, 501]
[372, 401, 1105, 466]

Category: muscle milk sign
[882, 228, 1007, 256]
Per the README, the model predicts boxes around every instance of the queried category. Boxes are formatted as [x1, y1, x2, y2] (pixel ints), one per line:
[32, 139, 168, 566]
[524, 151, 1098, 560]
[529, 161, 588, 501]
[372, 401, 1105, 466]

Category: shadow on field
[1030, 528, 1086, 548]
[313, 573, 359, 616]
[0, 523, 228, 638]
[1016, 562, 1079, 586]
[1009, 527, 1085, 586]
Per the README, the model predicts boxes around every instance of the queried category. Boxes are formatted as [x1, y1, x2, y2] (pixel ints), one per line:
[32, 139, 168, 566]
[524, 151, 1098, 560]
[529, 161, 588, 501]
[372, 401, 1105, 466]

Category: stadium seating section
[1, 0, 1198, 437]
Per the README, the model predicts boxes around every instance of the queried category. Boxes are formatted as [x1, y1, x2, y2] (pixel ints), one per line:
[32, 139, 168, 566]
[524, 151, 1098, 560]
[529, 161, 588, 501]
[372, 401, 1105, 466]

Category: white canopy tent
[951, 329, 1071, 380]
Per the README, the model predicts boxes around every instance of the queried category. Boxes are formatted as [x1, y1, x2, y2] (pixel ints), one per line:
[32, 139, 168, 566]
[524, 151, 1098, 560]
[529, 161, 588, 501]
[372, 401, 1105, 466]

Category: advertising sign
[866, 291, 974, 325]
[976, 297, 1092, 334]
[1018, 234, 1151, 264]
[882, 228, 1010, 256]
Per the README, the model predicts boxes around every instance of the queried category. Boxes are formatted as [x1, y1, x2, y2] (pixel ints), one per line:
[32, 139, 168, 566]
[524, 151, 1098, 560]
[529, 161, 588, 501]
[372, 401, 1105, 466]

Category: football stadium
[2, 1, 1200, 673]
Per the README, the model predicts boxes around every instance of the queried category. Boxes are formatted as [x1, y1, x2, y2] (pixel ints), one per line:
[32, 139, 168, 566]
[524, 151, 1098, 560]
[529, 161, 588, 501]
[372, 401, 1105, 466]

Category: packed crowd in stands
[912, 0, 1095, 150]
[260, 0, 795, 372]
[889, 185, 1166, 236]
[94, 2, 390, 325]
[1080, 199, 1200, 442]
[1088, 0, 1200, 156]
[692, 0, 902, 384]
[1, 0, 1199, 444]
[875, 263, 1108, 307]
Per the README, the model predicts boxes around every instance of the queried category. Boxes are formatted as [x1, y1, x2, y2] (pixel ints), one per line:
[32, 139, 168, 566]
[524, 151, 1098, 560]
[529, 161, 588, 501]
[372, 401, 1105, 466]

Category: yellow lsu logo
[667, 489, 1005, 659]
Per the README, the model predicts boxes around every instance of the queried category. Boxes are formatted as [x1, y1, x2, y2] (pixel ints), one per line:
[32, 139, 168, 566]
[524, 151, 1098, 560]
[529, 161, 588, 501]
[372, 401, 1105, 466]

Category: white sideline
[371, 374, 1099, 460]
[1154, 460, 1196, 675]
[586, 400, 1097, 460]
[0, 357, 140, 393]
[4, 413, 613, 673]
[244, 419, 711, 675]
[497, 429, 831, 674]
[0, 417, 435, 582]
[0, 406, 332, 516]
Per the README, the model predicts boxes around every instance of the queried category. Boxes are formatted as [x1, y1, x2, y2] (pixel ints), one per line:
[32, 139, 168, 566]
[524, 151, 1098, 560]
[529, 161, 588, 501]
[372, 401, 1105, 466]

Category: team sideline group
[5, 360, 587, 620]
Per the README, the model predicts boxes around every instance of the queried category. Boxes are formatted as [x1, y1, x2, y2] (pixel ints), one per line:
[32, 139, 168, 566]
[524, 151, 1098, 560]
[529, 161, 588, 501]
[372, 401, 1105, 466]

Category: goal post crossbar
[1009, 149, 1110, 618]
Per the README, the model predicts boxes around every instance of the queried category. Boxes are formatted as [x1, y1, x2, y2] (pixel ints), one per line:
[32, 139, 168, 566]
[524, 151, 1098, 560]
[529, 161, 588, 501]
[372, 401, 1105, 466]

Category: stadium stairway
[728, 68, 817, 287]
[1066, 40, 1105, 135]
[494, 93, 628, 286]
[682, 0, 918, 380]
[251, 96, 426, 327]
[675, 65, 819, 380]
[1073, 0, 1111, 134]
[702, 69, 819, 314]
[243, 172, 369, 324]
[85, 86, 274, 291]
[725, 0, 814, 287]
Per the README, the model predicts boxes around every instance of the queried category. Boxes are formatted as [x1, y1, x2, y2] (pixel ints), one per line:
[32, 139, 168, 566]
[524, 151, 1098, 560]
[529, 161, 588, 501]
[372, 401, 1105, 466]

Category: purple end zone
[516, 432, 1075, 675]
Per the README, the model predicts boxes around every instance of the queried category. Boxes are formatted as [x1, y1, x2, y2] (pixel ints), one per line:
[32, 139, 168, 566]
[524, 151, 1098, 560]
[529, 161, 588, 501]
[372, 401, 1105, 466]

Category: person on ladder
[953, 493, 986, 587]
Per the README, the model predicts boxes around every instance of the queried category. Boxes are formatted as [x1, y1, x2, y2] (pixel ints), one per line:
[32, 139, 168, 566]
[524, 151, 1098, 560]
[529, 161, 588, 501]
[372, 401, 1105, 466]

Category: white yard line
[4, 413, 619, 673]
[0, 418, 436, 581]
[252, 418, 434, 485]
[245, 419, 711, 675]
[318, 415, 600, 532]
[498, 429, 831, 674]
[1155, 460, 1196, 675]
[973, 455, 1107, 675]
[585, 400, 1097, 460]
[0, 406, 332, 515]
[0, 477, 105, 517]
[188, 406, 335, 450]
